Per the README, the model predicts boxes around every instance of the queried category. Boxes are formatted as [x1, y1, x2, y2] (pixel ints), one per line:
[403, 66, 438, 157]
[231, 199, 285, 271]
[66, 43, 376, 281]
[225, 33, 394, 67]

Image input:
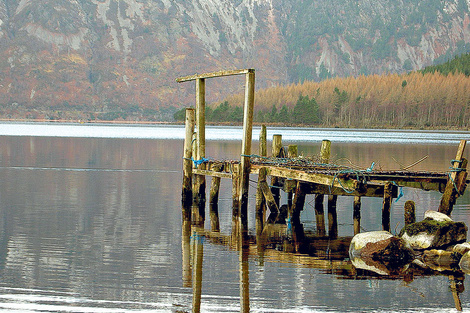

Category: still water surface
[0, 123, 469, 312]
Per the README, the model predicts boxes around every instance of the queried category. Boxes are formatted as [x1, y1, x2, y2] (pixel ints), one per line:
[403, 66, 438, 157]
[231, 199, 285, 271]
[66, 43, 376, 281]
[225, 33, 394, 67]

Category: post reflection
[182, 215, 468, 312]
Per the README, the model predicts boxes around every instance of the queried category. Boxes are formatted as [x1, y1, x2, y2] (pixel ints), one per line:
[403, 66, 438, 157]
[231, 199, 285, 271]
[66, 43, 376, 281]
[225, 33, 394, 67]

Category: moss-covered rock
[399, 216, 467, 250]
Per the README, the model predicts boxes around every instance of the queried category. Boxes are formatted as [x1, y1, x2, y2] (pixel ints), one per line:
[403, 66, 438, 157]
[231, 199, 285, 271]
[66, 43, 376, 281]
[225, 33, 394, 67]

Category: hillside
[0, 0, 469, 121]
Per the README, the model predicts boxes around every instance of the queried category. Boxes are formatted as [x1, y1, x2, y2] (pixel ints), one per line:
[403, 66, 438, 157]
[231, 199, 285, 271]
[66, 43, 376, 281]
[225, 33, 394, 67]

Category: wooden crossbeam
[250, 164, 447, 192]
[176, 69, 254, 83]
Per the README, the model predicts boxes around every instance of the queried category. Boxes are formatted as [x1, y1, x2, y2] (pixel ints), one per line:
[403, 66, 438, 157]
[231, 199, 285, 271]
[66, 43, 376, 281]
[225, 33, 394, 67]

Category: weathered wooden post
[320, 140, 338, 238]
[353, 196, 361, 235]
[271, 134, 283, 207]
[255, 125, 267, 237]
[404, 200, 416, 226]
[328, 194, 338, 239]
[320, 140, 331, 163]
[182, 108, 195, 221]
[287, 145, 298, 211]
[232, 165, 240, 236]
[238, 69, 255, 230]
[439, 140, 467, 216]
[382, 182, 393, 232]
[315, 194, 326, 236]
[193, 78, 207, 225]
[209, 163, 223, 232]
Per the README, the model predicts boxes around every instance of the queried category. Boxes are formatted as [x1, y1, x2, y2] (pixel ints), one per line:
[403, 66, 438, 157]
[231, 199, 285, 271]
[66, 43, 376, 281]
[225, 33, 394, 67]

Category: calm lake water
[0, 123, 469, 312]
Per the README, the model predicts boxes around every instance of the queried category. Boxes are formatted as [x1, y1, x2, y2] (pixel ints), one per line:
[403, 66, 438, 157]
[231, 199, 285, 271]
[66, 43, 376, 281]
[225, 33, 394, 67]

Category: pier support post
[328, 194, 338, 239]
[315, 194, 326, 236]
[353, 196, 361, 235]
[382, 182, 393, 232]
[238, 70, 255, 229]
[193, 78, 206, 225]
[316, 139, 332, 236]
[439, 140, 467, 216]
[256, 125, 267, 237]
[271, 134, 283, 207]
[209, 164, 223, 232]
[404, 200, 416, 226]
[320, 140, 331, 164]
[182, 108, 195, 221]
[287, 145, 298, 214]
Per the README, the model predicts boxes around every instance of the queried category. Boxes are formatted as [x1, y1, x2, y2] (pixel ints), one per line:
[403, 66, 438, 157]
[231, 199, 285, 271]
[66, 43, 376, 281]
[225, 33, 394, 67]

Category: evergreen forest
[175, 53, 470, 129]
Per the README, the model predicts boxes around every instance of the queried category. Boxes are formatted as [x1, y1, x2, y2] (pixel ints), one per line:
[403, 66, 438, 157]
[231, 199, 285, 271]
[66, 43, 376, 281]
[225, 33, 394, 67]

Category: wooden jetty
[177, 68, 469, 239]
[177, 69, 468, 313]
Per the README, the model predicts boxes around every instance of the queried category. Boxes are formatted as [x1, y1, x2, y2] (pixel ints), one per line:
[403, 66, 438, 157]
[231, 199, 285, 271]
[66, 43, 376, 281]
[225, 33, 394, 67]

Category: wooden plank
[259, 180, 279, 223]
[192, 169, 233, 179]
[439, 140, 467, 215]
[250, 164, 446, 192]
[301, 181, 397, 198]
[176, 69, 254, 82]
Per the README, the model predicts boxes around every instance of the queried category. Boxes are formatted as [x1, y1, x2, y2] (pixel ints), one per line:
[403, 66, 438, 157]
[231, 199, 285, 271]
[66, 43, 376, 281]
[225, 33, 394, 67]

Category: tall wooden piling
[256, 125, 267, 236]
[382, 182, 393, 232]
[193, 78, 207, 225]
[353, 196, 361, 235]
[238, 69, 255, 229]
[271, 134, 283, 207]
[182, 108, 195, 221]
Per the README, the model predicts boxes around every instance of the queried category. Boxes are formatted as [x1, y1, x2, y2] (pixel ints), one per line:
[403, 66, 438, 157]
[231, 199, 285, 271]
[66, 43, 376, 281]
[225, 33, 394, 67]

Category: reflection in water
[184, 217, 468, 312]
[0, 129, 469, 311]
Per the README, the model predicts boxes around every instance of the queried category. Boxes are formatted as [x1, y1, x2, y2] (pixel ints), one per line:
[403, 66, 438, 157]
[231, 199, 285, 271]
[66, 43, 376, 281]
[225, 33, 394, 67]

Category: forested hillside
[178, 53, 470, 129]
[0, 0, 469, 122]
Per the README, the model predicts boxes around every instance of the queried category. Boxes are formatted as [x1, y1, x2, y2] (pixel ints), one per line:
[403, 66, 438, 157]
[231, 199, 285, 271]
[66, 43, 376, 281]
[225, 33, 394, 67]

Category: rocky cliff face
[0, 0, 468, 120]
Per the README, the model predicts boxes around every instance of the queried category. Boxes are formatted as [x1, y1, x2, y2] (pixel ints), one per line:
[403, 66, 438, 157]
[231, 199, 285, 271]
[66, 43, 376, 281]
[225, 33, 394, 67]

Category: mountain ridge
[0, 0, 469, 121]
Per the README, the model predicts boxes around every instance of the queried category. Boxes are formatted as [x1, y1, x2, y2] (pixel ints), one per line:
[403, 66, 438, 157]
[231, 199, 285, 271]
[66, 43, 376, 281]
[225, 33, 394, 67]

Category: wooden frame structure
[178, 68, 468, 239]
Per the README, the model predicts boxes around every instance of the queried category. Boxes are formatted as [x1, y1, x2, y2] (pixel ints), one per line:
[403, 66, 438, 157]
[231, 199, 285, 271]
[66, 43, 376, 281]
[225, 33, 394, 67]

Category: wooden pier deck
[177, 68, 468, 238]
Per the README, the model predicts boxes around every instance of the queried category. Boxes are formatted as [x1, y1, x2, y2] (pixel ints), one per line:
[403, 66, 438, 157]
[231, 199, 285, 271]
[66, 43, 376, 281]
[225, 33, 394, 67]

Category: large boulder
[459, 251, 470, 274]
[399, 211, 467, 250]
[349, 231, 414, 274]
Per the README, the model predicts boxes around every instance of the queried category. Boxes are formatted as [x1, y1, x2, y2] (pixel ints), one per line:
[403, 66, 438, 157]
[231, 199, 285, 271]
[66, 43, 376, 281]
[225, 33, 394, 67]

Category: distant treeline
[174, 53, 470, 128]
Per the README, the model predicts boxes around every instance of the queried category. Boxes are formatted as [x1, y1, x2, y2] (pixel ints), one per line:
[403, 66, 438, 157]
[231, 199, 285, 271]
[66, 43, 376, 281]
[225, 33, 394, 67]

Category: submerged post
[182, 108, 195, 221]
[238, 69, 255, 230]
[382, 182, 393, 232]
[353, 196, 361, 235]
